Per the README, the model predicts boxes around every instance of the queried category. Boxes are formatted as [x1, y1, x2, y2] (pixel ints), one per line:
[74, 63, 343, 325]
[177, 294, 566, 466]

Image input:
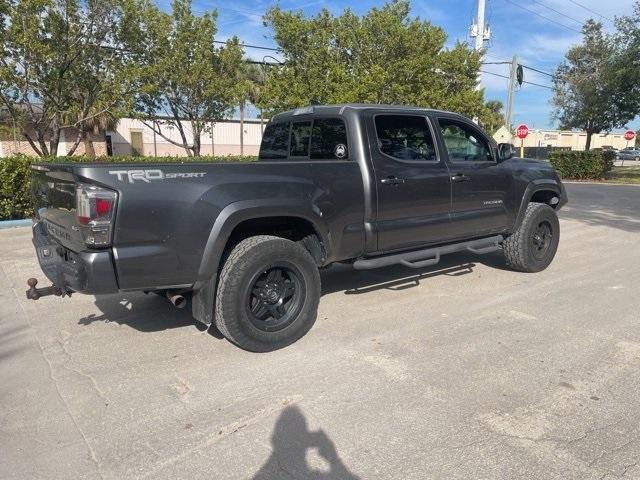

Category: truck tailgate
[31, 165, 86, 252]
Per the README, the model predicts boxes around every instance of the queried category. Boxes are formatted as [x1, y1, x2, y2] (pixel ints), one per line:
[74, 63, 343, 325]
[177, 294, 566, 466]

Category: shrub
[549, 150, 614, 180]
[0, 155, 257, 220]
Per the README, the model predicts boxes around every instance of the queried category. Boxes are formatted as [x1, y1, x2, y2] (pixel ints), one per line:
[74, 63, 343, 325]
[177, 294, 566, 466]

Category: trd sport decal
[108, 170, 207, 183]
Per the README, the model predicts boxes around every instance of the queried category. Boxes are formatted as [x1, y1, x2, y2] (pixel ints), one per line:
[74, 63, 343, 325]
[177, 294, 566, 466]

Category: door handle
[381, 176, 406, 185]
[451, 173, 471, 183]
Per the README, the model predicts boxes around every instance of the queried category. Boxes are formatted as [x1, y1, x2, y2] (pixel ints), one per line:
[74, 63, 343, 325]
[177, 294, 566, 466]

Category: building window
[105, 135, 113, 156]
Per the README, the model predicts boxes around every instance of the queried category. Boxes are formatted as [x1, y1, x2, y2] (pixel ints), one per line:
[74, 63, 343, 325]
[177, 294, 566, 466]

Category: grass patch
[604, 165, 640, 184]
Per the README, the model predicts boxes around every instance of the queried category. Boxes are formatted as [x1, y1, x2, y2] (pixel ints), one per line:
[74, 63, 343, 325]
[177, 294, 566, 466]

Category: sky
[158, 0, 639, 131]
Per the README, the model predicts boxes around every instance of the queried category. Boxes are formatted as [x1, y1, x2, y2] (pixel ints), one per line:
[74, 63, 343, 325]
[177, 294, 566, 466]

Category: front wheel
[503, 203, 560, 273]
[215, 235, 321, 352]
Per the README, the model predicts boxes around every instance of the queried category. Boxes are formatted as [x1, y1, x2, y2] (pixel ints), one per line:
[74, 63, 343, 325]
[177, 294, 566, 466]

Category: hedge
[0, 155, 256, 220]
[549, 150, 615, 180]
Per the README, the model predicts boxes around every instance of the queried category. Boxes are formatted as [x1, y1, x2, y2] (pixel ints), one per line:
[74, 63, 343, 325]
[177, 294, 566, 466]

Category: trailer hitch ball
[26, 278, 41, 300]
[25, 278, 67, 300]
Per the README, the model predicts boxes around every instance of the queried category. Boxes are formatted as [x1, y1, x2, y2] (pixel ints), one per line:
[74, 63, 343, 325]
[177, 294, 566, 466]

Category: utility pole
[505, 55, 518, 133]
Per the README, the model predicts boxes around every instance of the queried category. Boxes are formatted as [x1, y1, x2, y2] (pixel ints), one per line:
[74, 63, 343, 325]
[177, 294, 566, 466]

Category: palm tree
[80, 112, 119, 158]
[239, 63, 263, 155]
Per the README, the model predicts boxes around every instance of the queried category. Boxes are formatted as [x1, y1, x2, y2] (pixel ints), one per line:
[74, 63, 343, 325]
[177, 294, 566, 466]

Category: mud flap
[191, 276, 216, 326]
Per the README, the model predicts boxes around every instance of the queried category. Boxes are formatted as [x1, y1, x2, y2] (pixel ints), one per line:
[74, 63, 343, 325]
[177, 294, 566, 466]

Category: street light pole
[474, 0, 487, 52]
[471, 0, 490, 124]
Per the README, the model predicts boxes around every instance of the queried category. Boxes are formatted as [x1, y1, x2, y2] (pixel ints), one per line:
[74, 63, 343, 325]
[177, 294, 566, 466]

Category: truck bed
[31, 160, 366, 291]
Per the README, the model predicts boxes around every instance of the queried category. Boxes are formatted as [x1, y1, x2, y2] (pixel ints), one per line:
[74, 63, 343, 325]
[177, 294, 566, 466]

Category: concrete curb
[0, 219, 32, 229]
[563, 181, 640, 186]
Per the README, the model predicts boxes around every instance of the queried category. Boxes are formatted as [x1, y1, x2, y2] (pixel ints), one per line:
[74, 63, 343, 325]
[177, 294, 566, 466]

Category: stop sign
[624, 130, 636, 141]
[516, 124, 529, 139]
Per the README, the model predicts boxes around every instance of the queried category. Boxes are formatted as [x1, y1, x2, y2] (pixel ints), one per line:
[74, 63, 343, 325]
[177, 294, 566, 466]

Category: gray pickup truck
[27, 104, 567, 351]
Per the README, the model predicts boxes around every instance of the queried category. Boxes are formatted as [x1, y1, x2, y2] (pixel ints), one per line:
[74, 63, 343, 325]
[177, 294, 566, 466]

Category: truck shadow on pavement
[78, 293, 197, 332]
[253, 405, 360, 480]
[77, 251, 508, 334]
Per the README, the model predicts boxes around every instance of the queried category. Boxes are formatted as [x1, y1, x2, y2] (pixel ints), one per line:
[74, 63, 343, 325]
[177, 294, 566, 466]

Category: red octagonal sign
[624, 130, 635, 141]
[516, 124, 529, 139]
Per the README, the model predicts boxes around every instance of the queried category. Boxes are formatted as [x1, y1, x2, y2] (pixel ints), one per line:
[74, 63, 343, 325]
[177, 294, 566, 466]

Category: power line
[214, 40, 280, 52]
[522, 65, 554, 77]
[480, 70, 554, 89]
[480, 70, 510, 80]
[567, 0, 613, 23]
[482, 62, 554, 77]
[523, 79, 554, 90]
[500, 0, 582, 33]
[528, 0, 585, 25]
[244, 59, 281, 66]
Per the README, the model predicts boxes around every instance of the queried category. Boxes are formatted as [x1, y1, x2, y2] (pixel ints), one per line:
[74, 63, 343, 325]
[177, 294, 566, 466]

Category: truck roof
[271, 103, 459, 122]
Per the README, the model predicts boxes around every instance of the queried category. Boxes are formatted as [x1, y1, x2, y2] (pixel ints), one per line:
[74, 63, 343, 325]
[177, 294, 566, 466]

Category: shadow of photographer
[253, 405, 360, 480]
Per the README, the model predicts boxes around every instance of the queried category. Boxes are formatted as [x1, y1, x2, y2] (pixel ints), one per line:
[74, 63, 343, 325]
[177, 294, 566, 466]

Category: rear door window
[259, 122, 290, 159]
[310, 118, 349, 160]
[374, 115, 437, 161]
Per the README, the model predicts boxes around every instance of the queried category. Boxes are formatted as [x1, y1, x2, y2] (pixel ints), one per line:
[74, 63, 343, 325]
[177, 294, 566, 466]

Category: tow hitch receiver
[25, 278, 72, 300]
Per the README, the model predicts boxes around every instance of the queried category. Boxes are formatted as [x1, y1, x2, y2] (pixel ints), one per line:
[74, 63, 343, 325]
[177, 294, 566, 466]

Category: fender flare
[191, 199, 329, 326]
[193, 199, 329, 290]
[513, 179, 562, 231]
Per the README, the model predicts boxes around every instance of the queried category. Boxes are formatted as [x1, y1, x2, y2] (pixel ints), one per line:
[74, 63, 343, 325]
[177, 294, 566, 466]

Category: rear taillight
[76, 184, 117, 247]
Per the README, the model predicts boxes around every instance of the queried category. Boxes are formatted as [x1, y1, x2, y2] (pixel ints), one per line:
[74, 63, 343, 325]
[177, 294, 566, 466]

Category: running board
[353, 235, 503, 270]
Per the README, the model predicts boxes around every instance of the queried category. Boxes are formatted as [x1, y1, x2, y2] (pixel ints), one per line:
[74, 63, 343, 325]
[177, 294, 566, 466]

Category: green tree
[613, 2, 640, 132]
[552, 20, 635, 150]
[0, 0, 134, 156]
[128, 0, 243, 156]
[482, 100, 504, 135]
[261, 1, 487, 121]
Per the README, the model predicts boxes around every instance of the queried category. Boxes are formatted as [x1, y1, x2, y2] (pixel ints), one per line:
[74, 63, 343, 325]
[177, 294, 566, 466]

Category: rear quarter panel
[73, 161, 365, 290]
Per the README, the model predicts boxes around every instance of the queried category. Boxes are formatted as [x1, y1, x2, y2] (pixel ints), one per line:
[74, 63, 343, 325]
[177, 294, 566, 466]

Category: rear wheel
[503, 203, 560, 273]
[215, 235, 321, 352]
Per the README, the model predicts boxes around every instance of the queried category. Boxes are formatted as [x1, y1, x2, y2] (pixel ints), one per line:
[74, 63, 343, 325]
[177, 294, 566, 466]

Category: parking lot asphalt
[1, 182, 640, 480]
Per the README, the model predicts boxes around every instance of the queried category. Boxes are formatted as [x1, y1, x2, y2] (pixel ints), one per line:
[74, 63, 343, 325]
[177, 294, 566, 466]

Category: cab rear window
[259, 122, 289, 159]
[310, 118, 348, 160]
[259, 118, 349, 160]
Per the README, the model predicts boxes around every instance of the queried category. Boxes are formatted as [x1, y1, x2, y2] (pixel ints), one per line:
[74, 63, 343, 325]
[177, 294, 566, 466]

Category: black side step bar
[353, 235, 503, 270]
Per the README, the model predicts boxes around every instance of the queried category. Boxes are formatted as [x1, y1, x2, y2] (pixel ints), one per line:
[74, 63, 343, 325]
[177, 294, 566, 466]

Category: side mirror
[497, 143, 515, 161]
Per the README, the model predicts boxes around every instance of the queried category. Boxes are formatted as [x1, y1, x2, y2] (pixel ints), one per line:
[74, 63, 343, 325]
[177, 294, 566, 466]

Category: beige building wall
[0, 127, 106, 157]
[493, 126, 629, 150]
[108, 118, 264, 157]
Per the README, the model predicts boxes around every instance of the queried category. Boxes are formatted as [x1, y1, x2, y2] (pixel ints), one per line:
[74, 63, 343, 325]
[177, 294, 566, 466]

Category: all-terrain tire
[503, 203, 560, 273]
[214, 235, 321, 352]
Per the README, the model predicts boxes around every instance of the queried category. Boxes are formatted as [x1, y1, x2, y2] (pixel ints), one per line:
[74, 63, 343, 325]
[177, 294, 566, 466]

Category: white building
[107, 117, 265, 157]
[493, 126, 630, 150]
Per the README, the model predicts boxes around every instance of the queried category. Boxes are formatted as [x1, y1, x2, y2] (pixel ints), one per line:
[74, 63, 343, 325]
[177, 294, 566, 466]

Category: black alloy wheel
[531, 220, 553, 260]
[246, 265, 305, 332]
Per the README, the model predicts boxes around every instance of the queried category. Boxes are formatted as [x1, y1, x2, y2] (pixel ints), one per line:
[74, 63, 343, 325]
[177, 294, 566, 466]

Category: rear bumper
[32, 221, 119, 294]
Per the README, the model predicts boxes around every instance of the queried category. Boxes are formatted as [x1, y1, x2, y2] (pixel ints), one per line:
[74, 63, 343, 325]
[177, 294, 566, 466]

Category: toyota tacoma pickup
[27, 104, 567, 351]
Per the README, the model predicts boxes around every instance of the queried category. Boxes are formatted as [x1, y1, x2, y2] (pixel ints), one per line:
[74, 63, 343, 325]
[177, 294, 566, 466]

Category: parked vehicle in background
[26, 104, 567, 352]
[617, 147, 640, 161]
